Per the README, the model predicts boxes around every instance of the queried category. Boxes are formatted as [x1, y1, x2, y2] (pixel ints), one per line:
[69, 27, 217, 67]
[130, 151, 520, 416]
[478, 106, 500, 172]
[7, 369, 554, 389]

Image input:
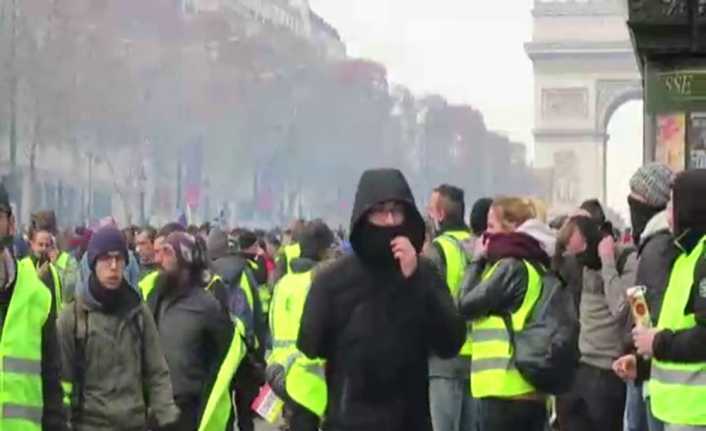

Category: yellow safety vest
[1, 259, 52, 430]
[651, 237, 706, 425]
[268, 270, 327, 417]
[55, 251, 70, 273]
[433, 230, 472, 355]
[20, 257, 62, 313]
[139, 271, 159, 301]
[283, 244, 301, 274]
[198, 319, 247, 431]
[470, 260, 542, 398]
[246, 259, 271, 316]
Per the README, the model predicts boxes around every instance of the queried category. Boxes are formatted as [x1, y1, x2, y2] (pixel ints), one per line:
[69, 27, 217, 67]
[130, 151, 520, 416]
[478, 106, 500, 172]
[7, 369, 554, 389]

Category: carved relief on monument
[553, 150, 580, 205]
[541, 88, 589, 120]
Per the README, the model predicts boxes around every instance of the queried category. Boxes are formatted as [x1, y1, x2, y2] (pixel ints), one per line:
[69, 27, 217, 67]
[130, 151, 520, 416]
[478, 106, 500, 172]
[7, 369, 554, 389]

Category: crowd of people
[1, 164, 705, 431]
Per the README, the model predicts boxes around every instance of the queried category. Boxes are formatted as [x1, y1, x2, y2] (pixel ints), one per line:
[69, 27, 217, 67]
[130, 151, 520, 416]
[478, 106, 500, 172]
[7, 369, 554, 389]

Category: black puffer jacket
[297, 168, 465, 431]
[146, 277, 233, 428]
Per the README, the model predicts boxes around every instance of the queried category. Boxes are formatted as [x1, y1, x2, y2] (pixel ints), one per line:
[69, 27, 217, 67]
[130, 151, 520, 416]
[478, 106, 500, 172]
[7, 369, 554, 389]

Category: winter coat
[637, 210, 679, 324]
[57, 277, 179, 431]
[578, 242, 636, 371]
[0, 262, 67, 431]
[146, 276, 233, 427]
[297, 168, 465, 431]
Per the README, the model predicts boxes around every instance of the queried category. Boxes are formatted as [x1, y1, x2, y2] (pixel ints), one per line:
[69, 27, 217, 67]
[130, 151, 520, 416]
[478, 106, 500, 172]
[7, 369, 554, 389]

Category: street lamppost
[138, 166, 146, 225]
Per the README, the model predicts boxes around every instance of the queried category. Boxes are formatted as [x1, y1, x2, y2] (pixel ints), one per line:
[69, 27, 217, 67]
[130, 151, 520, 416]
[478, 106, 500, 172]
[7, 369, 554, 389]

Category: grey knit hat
[629, 163, 673, 208]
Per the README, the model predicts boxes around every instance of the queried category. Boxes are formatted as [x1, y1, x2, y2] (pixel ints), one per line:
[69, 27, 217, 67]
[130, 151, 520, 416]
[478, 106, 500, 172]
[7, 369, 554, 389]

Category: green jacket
[57, 280, 180, 431]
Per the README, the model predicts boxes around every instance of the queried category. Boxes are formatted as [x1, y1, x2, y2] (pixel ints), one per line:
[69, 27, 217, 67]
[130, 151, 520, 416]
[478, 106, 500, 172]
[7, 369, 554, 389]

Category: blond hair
[527, 197, 548, 223]
[491, 197, 536, 231]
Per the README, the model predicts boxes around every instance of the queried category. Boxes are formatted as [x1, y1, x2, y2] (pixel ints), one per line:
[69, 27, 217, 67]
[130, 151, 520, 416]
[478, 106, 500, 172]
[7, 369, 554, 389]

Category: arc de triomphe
[526, 0, 642, 213]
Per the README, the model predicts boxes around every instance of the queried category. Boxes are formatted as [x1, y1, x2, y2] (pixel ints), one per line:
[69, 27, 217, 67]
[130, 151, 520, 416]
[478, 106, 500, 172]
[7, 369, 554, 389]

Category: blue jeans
[625, 382, 648, 431]
[429, 377, 475, 431]
[646, 397, 664, 431]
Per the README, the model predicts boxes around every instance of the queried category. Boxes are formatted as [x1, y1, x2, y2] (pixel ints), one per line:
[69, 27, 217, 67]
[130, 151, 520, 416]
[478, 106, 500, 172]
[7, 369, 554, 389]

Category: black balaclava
[573, 216, 604, 271]
[628, 195, 664, 245]
[673, 169, 706, 252]
[354, 221, 408, 269]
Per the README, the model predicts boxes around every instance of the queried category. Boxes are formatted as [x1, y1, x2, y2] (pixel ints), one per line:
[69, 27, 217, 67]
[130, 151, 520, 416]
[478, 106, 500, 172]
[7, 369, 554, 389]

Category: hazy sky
[308, 0, 643, 220]
[308, 0, 535, 147]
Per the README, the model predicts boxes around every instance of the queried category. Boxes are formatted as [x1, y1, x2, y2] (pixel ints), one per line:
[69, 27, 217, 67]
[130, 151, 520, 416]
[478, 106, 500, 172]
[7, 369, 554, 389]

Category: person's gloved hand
[265, 364, 287, 399]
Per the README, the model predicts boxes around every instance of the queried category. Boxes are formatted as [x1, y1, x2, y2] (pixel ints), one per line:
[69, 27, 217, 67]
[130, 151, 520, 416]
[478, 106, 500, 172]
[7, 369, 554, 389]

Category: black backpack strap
[71, 301, 89, 425]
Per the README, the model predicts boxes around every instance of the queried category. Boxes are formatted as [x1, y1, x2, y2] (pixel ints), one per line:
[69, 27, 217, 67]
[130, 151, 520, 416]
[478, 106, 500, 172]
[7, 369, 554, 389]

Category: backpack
[503, 267, 580, 395]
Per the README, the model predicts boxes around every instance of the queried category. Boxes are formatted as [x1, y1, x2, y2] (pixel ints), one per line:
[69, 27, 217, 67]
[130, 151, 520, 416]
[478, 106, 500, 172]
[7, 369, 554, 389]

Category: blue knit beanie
[87, 226, 128, 270]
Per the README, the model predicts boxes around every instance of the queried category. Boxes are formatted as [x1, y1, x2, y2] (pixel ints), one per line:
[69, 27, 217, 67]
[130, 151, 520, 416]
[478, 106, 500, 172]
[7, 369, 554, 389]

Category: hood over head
[673, 169, 706, 237]
[349, 168, 425, 257]
[516, 219, 556, 257]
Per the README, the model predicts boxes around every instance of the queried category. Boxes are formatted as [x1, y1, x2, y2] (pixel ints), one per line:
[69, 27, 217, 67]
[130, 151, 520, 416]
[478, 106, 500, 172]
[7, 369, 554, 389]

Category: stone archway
[596, 80, 643, 201]
[526, 0, 642, 213]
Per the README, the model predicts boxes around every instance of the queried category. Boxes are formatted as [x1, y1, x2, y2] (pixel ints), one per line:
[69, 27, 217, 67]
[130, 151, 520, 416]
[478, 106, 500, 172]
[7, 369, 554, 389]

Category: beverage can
[627, 286, 652, 328]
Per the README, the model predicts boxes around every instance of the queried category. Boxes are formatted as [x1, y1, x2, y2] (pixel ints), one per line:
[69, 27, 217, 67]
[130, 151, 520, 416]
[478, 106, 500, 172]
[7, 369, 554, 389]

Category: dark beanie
[673, 169, 706, 237]
[87, 226, 129, 270]
[237, 230, 258, 251]
[470, 198, 493, 234]
[300, 220, 335, 261]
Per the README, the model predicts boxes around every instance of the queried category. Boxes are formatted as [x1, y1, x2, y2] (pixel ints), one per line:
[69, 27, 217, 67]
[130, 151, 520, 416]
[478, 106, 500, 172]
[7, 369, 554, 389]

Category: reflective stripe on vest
[1, 261, 52, 431]
[651, 237, 706, 425]
[268, 271, 313, 367]
[470, 260, 541, 399]
[284, 244, 301, 274]
[433, 230, 472, 356]
[198, 319, 247, 431]
[139, 271, 159, 301]
[19, 257, 63, 312]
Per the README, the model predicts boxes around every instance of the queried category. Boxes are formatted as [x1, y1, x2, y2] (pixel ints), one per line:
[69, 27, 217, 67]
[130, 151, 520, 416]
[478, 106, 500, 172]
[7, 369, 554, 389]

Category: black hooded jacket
[652, 170, 706, 363]
[297, 169, 465, 431]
